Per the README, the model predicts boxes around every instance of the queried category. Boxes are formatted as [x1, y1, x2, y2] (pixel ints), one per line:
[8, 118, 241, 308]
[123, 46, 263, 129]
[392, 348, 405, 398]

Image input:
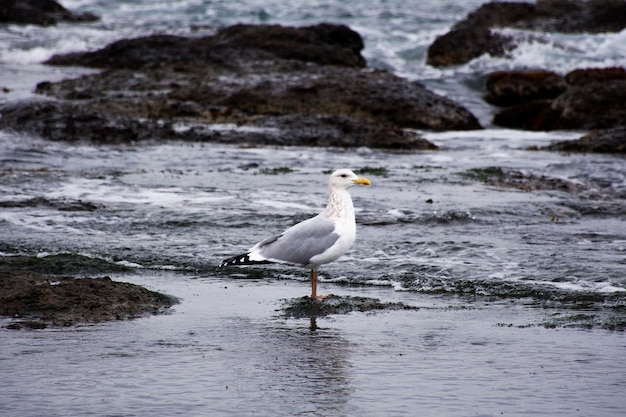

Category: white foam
[173, 123, 280, 135]
[43, 178, 234, 210]
[0, 212, 94, 235]
[115, 260, 144, 269]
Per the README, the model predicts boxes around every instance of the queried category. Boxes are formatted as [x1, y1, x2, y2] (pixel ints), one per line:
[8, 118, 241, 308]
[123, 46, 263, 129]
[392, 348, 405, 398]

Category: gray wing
[255, 214, 339, 266]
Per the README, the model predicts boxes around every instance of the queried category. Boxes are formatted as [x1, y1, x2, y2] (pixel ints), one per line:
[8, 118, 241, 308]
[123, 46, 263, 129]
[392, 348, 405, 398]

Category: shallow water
[1, 275, 625, 417]
[2, 131, 625, 414]
[1, 0, 626, 415]
[2, 131, 624, 300]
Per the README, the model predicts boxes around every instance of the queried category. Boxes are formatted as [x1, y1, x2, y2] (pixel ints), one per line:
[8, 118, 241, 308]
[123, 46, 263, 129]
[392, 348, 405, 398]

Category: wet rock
[425, 27, 513, 68]
[484, 70, 567, 106]
[540, 127, 626, 154]
[0, 253, 133, 276]
[427, 0, 626, 67]
[539, 312, 626, 332]
[426, 2, 534, 67]
[523, 0, 626, 33]
[565, 66, 626, 86]
[0, 0, 99, 26]
[0, 100, 176, 144]
[45, 23, 366, 69]
[282, 295, 418, 319]
[549, 80, 626, 130]
[460, 166, 587, 193]
[0, 196, 101, 211]
[0, 99, 439, 149]
[225, 70, 480, 131]
[239, 115, 438, 149]
[491, 99, 560, 131]
[3, 23, 482, 147]
[215, 23, 366, 68]
[41, 27, 480, 132]
[489, 67, 626, 133]
[0, 269, 178, 327]
[494, 79, 626, 131]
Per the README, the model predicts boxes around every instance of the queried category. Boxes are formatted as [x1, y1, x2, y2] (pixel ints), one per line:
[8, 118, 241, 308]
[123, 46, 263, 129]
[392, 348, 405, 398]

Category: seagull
[219, 169, 371, 299]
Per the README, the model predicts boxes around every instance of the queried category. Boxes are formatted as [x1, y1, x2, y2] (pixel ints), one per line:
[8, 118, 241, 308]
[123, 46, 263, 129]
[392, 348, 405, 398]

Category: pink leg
[310, 270, 327, 300]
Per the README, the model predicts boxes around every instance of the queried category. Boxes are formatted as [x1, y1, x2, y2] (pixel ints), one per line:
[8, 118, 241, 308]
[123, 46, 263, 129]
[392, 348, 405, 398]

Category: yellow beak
[353, 177, 371, 186]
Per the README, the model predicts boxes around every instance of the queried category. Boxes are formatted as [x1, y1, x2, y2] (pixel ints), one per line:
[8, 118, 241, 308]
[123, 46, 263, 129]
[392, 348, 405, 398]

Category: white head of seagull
[324, 169, 371, 220]
[219, 169, 371, 300]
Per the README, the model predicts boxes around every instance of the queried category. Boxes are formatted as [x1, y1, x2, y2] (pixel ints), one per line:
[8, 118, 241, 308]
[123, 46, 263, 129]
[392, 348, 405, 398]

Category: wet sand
[1, 272, 624, 417]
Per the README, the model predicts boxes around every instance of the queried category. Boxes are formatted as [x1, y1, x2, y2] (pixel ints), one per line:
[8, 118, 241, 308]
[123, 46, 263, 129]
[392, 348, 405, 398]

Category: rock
[493, 78, 626, 130]
[426, 28, 516, 68]
[282, 295, 418, 319]
[215, 23, 366, 68]
[525, 0, 626, 33]
[0, 252, 133, 276]
[427, 0, 626, 67]
[550, 79, 626, 129]
[0, 101, 176, 144]
[3, 23, 482, 147]
[540, 127, 626, 153]
[427, 2, 534, 67]
[199, 69, 481, 131]
[243, 114, 439, 149]
[0, 100, 439, 149]
[484, 70, 567, 106]
[41, 24, 479, 133]
[46, 23, 366, 69]
[0, 196, 101, 211]
[565, 66, 626, 86]
[488, 67, 626, 132]
[460, 166, 587, 193]
[0, 269, 178, 327]
[492, 99, 559, 130]
[0, 0, 99, 26]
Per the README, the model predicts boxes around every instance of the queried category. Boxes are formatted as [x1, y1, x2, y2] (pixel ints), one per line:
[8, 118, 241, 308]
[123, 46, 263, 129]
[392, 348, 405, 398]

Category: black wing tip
[219, 254, 249, 268]
[219, 253, 271, 268]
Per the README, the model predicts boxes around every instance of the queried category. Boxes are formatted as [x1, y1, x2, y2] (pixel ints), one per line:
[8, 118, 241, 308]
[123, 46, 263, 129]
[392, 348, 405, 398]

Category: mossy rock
[282, 294, 418, 318]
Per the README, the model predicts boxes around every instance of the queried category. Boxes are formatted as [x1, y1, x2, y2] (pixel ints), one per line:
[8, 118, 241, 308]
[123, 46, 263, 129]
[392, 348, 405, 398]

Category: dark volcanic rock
[0, 0, 99, 26]
[565, 66, 626, 86]
[37, 65, 480, 133]
[426, 27, 516, 68]
[282, 295, 418, 318]
[427, 0, 626, 67]
[540, 127, 626, 153]
[0, 196, 101, 211]
[0, 253, 133, 276]
[488, 67, 626, 133]
[427, 2, 534, 67]
[215, 23, 366, 68]
[523, 0, 626, 33]
[46, 23, 366, 69]
[549, 80, 626, 130]
[4, 23, 482, 147]
[493, 78, 626, 131]
[492, 99, 560, 131]
[461, 166, 587, 193]
[245, 115, 439, 149]
[0, 101, 176, 143]
[200, 69, 481, 131]
[0, 269, 178, 328]
[484, 70, 567, 106]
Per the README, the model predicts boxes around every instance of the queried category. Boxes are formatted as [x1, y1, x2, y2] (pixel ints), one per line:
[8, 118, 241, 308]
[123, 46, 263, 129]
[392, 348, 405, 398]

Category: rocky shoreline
[1, 0, 625, 327]
[0, 269, 179, 329]
[1, 0, 624, 152]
